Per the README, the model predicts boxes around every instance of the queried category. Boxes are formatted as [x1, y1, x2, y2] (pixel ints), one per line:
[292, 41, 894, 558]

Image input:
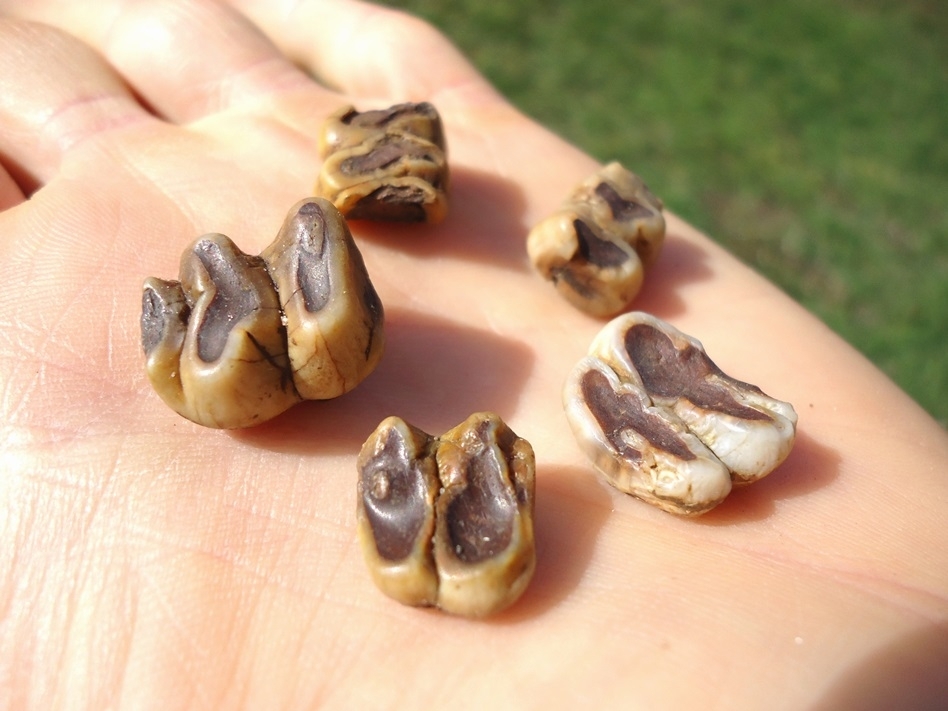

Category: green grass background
[383, 0, 947, 426]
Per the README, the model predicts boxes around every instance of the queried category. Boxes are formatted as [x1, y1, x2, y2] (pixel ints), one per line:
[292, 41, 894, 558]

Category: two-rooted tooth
[316, 102, 449, 224]
[527, 162, 666, 316]
[357, 413, 536, 618]
[140, 197, 384, 429]
[565, 312, 797, 515]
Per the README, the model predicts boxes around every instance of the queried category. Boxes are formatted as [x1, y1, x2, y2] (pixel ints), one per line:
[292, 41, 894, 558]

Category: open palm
[2, 1, 947, 708]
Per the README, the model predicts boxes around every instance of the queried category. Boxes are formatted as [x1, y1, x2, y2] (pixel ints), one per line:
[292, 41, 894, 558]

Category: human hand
[2, 1, 947, 708]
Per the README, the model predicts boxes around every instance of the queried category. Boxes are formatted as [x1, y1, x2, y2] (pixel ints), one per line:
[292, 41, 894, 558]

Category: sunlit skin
[1, 1, 947, 709]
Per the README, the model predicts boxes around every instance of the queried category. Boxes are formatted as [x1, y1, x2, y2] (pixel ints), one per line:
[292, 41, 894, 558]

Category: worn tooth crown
[357, 417, 440, 608]
[140, 197, 384, 429]
[317, 102, 449, 224]
[527, 162, 666, 317]
[357, 413, 536, 618]
[261, 198, 384, 401]
[142, 233, 298, 430]
[565, 312, 798, 515]
[320, 102, 445, 156]
[565, 356, 732, 515]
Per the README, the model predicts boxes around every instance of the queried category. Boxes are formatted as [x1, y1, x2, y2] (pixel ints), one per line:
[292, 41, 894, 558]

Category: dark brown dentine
[290, 201, 333, 313]
[443, 420, 516, 563]
[360, 425, 434, 561]
[574, 219, 628, 268]
[625, 324, 771, 421]
[348, 185, 430, 222]
[580, 368, 696, 462]
[346, 102, 436, 129]
[193, 239, 267, 364]
[140, 280, 188, 356]
[339, 138, 434, 176]
[594, 182, 654, 222]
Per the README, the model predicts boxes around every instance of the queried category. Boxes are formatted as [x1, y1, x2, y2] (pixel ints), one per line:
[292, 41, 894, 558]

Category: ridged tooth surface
[141, 198, 384, 428]
[566, 312, 798, 513]
[527, 162, 666, 316]
[357, 413, 536, 618]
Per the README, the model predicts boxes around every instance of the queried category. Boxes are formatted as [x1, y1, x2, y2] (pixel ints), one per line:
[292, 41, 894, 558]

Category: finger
[0, 18, 153, 190]
[228, 0, 503, 107]
[0, 0, 327, 123]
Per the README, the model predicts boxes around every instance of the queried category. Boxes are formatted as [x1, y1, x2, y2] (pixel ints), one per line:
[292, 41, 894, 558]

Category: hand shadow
[810, 623, 948, 711]
[632, 231, 715, 319]
[348, 166, 531, 271]
[474, 465, 614, 625]
[231, 306, 535, 454]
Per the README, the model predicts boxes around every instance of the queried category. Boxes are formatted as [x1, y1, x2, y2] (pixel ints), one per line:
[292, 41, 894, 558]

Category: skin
[1, 1, 947, 709]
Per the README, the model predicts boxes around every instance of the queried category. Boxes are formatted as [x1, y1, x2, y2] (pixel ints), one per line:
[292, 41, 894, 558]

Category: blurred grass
[384, 0, 948, 426]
